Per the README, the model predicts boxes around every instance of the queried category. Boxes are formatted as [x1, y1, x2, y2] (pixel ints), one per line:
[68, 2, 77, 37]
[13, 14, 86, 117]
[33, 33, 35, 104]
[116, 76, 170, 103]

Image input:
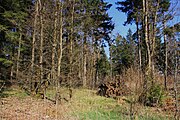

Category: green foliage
[0, 58, 13, 67]
[116, 0, 142, 25]
[0, 0, 31, 80]
[0, 87, 28, 98]
[146, 84, 165, 107]
[159, 0, 170, 12]
[97, 47, 110, 79]
[111, 30, 135, 75]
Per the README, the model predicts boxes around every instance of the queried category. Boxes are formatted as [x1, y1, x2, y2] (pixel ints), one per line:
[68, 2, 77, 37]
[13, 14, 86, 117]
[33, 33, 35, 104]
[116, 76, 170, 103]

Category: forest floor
[0, 86, 177, 120]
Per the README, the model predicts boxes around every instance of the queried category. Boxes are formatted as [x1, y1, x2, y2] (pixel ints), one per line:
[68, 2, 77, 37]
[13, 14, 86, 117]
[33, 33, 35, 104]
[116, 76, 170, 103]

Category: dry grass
[0, 86, 175, 120]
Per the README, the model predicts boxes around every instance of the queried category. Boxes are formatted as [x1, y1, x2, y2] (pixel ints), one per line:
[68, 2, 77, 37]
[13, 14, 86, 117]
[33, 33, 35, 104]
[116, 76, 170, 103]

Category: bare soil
[0, 96, 77, 120]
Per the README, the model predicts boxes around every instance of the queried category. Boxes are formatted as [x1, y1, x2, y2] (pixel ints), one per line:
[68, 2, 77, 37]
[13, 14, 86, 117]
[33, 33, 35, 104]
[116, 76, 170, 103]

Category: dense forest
[0, 0, 179, 120]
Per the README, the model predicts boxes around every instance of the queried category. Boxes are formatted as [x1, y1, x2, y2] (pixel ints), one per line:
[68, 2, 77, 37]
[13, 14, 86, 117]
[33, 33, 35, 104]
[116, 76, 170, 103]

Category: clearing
[0, 86, 175, 120]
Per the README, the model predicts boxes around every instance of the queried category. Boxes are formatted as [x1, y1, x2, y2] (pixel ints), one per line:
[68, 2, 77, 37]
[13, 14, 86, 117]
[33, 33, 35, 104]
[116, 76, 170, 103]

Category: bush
[139, 84, 164, 107]
[147, 84, 164, 106]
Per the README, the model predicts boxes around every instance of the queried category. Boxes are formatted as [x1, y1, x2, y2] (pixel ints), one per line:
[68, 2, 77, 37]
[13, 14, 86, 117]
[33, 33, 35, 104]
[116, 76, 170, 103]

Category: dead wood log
[97, 80, 131, 98]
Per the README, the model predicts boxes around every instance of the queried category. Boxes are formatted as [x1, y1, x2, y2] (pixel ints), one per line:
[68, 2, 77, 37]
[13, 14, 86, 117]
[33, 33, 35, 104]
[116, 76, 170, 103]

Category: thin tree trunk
[163, 19, 168, 90]
[83, 34, 87, 88]
[57, 1, 63, 78]
[151, 0, 159, 82]
[39, 0, 44, 82]
[83, 52, 87, 87]
[136, 22, 141, 72]
[136, 20, 142, 93]
[93, 51, 96, 89]
[51, 1, 58, 82]
[94, 48, 100, 89]
[91, 36, 96, 89]
[31, 1, 38, 90]
[173, 33, 179, 120]
[110, 45, 113, 81]
[56, 2, 63, 109]
[69, 0, 75, 86]
[10, 65, 14, 82]
[52, 1, 59, 119]
[16, 32, 22, 81]
[143, 0, 151, 83]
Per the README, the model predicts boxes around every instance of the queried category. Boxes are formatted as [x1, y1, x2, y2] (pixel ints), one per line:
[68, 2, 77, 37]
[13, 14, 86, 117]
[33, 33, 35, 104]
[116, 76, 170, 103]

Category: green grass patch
[78, 109, 128, 120]
[0, 87, 28, 98]
[3, 87, 172, 120]
[66, 89, 173, 120]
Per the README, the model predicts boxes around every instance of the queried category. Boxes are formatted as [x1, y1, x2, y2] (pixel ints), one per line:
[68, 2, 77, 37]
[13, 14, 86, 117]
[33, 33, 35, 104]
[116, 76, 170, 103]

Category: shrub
[144, 84, 164, 107]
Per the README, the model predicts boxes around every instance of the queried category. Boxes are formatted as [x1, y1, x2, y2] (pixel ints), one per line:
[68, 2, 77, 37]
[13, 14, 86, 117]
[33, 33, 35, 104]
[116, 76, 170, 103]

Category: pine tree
[0, 0, 31, 81]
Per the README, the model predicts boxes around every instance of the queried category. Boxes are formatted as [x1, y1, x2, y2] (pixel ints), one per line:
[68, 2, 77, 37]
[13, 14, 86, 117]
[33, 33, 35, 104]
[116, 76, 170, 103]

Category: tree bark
[69, 0, 75, 86]
[110, 44, 113, 81]
[51, 0, 58, 82]
[151, 0, 159, 82]
[16, 32, 22, 81]
[143, 0, 151, 77]
[173, 32, 179, 120]
[83, 34, 87, 88]
[31, 1, 38, 90]
[57, 1, 63, 78]
[39, 0, 44, 82]
[163, 18, 168, 90]
[94, 48, 100, 89]
[136, 22, 141, 70]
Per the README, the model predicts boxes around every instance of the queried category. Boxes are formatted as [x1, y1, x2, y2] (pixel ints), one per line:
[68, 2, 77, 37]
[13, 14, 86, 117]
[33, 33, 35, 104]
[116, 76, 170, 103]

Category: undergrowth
[1, 87, 174, 120]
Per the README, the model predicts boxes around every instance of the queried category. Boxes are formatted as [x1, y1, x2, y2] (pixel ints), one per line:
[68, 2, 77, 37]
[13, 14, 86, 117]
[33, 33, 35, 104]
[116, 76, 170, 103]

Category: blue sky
[105, 0, 136, 37]
[104, 0, 136, 57]
[104, 0, 179, 57]
[105, 0, 179, 36]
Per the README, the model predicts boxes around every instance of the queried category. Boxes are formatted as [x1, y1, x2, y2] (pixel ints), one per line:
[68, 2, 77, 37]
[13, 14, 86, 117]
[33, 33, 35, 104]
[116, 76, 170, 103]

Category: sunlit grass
[1, 86, 174, 120]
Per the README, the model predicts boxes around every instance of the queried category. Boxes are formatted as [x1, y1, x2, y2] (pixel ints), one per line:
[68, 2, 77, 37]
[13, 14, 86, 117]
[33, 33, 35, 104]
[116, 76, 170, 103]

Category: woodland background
[0, 0, 179, 120]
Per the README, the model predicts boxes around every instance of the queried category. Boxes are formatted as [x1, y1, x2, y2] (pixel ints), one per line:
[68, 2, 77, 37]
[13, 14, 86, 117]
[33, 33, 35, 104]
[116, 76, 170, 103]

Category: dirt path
[0, 96, 77, 120]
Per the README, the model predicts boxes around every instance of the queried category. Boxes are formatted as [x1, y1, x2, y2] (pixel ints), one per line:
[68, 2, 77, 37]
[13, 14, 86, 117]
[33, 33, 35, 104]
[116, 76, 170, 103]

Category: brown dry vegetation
[0, 83, 179, 120]
[0, 87, 76, 120]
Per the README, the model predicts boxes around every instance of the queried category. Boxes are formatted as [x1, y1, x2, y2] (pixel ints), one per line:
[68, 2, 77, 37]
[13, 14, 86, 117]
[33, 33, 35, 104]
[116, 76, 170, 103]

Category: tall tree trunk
[57, 1, 63, 78]
[163, 18, 168, 90]
[151, 0, 159, 82]
[91, 36, 96, 89]
[94, 48, 100, 89]
[143, 0, 151, 79]
[83, 34, 87, 88]
[51, 0, 58, 82]
[173, 32, 179, 120]
[110, 44, 113, 81]
[136, 21, 141, 72]
[39, 0, 44, 82]
[56, 2, 63, 109]
[31, 1, 38, 90]
[69, 0, 75, 86]
[10, 65, 14, 82]
[16, 32, 22, 80]
[136, 20, 142, 93]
